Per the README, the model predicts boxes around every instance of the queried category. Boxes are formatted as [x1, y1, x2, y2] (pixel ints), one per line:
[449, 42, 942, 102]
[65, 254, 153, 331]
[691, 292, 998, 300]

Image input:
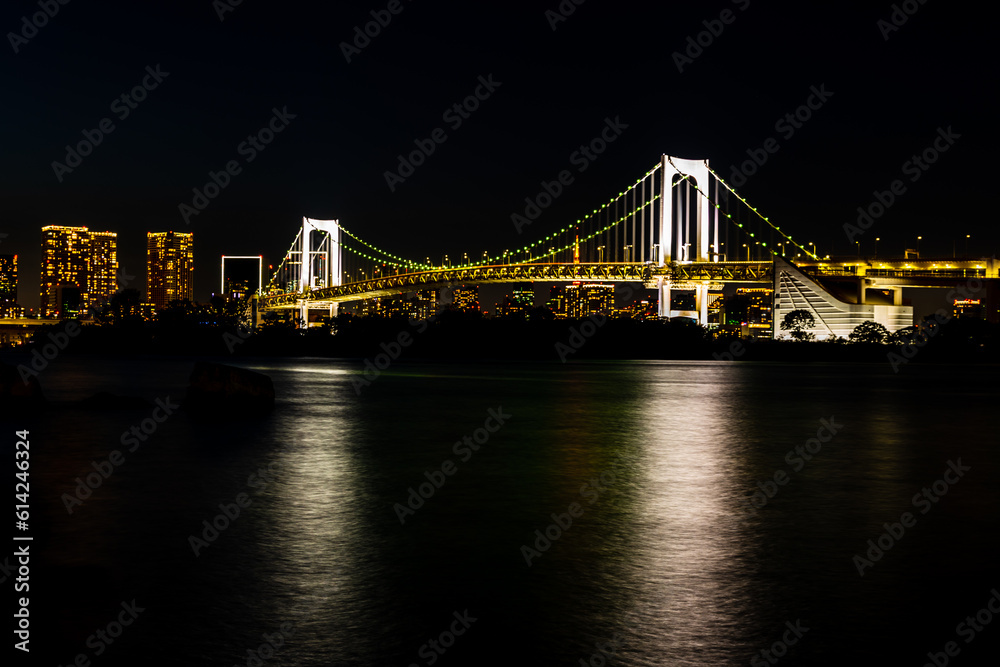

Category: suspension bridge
[250, 154, 996, 337]
[257, 155, 805, 322]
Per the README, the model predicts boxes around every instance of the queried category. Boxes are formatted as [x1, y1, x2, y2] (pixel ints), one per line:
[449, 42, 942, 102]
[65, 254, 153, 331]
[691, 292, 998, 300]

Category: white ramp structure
[773, 257, 912, 340]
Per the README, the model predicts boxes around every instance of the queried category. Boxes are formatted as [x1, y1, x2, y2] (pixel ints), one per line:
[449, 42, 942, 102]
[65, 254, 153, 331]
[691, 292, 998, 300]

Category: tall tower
[40, 226, 118, 318]
[41, 226, 89, 318]
[88, 231, 118, 308]
[146, 231, 195, 309]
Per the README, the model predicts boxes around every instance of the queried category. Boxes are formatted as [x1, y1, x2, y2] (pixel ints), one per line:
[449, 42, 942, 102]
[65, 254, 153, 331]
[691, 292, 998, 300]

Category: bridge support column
[696, 284, 709, 325]
[660, 156, 712, 264]
[658, 278, 671, 318]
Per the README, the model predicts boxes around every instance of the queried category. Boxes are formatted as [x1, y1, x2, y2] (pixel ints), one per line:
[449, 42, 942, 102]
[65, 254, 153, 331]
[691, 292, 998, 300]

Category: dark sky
[1, 0, 994, 309]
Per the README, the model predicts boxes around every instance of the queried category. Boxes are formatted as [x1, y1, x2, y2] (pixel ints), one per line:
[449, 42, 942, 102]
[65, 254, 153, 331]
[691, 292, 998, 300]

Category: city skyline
[1, 4, 993, 316]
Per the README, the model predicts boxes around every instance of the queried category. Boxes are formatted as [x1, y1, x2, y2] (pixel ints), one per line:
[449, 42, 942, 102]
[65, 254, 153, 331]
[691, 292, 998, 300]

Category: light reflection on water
[8, 356, 999, 666]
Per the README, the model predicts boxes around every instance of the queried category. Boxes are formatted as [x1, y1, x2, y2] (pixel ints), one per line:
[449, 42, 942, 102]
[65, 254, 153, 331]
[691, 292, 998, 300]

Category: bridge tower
[658, 155, 717, 322]
[299, 218, 342, 324]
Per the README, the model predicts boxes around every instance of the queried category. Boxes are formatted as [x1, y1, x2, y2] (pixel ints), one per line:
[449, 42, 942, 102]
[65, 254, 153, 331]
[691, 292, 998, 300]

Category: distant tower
[147, 231, 195, 309]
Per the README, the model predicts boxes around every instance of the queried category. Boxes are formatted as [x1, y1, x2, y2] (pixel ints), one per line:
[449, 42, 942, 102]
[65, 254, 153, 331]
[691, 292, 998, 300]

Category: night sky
[1, 0, 993, 309]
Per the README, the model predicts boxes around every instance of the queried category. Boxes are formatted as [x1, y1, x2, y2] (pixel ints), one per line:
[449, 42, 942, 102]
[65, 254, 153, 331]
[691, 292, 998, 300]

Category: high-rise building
[413, 289, 437, 320]
[565, 283, 614, 318]
[452, 286, 479, 311]
[512, 283, 534, 309]
[736, 287, 773, 339]
[88, 231, 118, 306]
[146, 231, 194, 309]
[0, 254, 16, 303]
[0, 254, 22, 318]
[547, 285, 567, 318]
[40, 226, 118, 318]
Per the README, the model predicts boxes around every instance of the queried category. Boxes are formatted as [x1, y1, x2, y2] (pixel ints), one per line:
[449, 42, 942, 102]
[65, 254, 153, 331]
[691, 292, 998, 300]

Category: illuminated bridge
[253, 154, 997, 339]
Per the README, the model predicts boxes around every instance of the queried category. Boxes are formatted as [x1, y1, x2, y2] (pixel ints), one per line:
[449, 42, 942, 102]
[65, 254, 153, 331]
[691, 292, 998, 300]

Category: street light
[597, 245, 605, 263]
[743, 243, 749, 261]
[917, 236, 922, 257]
[855, 240, 860, 259]
[809, 242, 816, 257]
[966, 234, 970, 256]
[624, 244, 633, 262]
[875, 237, 880, 259]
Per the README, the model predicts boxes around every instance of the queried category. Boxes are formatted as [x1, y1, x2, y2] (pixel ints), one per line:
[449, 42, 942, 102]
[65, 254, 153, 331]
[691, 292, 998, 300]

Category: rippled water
[5, 356, 999, 665]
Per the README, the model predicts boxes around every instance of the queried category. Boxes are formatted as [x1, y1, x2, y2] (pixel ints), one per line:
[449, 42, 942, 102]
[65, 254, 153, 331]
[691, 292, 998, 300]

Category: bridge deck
[260, 262, 774, 309]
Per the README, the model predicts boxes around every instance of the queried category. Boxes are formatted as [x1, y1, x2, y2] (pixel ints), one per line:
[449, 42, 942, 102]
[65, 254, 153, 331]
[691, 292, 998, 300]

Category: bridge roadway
[259, 261, 775, 309]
